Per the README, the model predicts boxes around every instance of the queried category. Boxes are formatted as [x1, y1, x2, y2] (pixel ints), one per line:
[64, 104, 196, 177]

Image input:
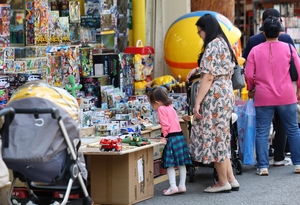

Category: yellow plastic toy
[164, 11, 243, 82]
[151, 75, 175, 87]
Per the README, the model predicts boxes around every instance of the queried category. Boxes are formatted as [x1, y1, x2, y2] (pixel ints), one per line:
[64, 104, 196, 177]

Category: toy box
[69, 1, 81, 23]
[85, 0, 99, 15]
[49, 11, 61, 46]
[0, 4, 10, 47]
[58, 17, 70, 45]
[124, 40, 154, 77]
[34, 0, 49, 46]
[116, 0, 129, 17]
[100, 0, 117, 14]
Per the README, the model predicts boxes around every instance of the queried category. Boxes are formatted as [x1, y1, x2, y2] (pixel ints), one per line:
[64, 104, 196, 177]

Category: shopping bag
[243, 99, 256, 165]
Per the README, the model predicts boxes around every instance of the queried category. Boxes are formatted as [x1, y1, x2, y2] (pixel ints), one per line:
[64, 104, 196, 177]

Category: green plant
[65, 75, 82, 97]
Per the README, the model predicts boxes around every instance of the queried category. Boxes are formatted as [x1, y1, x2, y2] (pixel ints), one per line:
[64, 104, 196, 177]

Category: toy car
[99, 137, 122, 152]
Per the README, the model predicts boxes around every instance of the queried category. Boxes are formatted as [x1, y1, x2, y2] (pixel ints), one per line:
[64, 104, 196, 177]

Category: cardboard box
[0, 182, 10, 205]
[90, 146, 154, 204]
[149, 128, 161, 139]
[180, 121, 189, 144]
[152, 140, 164, 160]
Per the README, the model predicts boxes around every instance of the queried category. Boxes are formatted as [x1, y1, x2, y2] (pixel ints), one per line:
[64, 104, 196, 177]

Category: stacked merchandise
[97, 0, 130, 53]
[255, 2, 300, 52]
[80, 84, 188, 138]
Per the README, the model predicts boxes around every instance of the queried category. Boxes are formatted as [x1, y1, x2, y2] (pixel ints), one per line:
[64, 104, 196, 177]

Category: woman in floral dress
[186, 14, 239, 193]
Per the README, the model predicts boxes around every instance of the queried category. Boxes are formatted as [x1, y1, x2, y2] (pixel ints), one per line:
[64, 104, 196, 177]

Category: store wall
[191, 0, 235, 23]
[145, 0, 191, 79]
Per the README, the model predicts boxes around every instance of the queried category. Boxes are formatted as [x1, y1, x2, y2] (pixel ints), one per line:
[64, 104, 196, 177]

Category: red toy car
[99, 137, 122, 152]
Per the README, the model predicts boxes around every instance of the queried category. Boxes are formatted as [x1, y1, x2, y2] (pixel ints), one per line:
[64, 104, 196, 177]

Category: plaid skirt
[161, 134, 192, 169]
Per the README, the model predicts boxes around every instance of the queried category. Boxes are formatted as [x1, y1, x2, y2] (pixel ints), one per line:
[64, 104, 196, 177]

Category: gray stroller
[0, 81, 93, 205]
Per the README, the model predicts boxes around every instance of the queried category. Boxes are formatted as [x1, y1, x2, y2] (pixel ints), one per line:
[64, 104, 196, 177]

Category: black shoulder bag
[288, 43, 298, 82]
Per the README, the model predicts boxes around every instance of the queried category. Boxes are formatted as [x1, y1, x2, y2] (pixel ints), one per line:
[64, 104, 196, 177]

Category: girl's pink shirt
[157, 105, 182, 138]
[245, 41, 300, 107]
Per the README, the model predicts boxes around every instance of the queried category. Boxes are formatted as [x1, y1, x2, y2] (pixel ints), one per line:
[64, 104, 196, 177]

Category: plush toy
[65, 75, 82, 97]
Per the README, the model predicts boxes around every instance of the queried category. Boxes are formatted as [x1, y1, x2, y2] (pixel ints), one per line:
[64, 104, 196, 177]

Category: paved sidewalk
[137, 158, 300, 205]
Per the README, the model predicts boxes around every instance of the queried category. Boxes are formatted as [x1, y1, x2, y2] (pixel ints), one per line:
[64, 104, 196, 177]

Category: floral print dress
[189, 37, 235, 164]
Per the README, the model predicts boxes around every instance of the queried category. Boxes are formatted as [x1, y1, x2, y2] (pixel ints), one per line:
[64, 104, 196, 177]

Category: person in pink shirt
[147, 87, 192, 196]
[245, 16, 300, 176]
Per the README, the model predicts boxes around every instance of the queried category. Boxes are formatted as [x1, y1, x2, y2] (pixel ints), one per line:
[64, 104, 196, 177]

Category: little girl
[148, 87, 192, 196]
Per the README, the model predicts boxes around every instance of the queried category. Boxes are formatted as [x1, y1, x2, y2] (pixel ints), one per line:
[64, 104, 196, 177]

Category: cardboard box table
[79, 140, 160, 205]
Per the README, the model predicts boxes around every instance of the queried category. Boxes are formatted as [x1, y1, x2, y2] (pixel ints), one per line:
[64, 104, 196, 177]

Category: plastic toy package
[25, 0, 35, 46]
[100, 14, 115, 31]
[0, 4, 11, 47]
[49, 11, 61, 46]
[116, 0, 128, 17]
[100, 0, 116, 14]
[26, 58, 36, 70]
[5, 60, 14, 72]
[115, 17, 128, 37]
[0, 49, 5, 72]
[4, 48, 14, 60]
[80, 48, 93, 76]
[69, 1, 81, 23]
[14, 61, 26, 72]
[36, 47, 46, 57]
[70, 23, 81, 45]
[81, 108, 93, 128]
[84, 0, 99, 15]
[34, 0, 48, 46]
[49, 55, 63, 87]
[26, 47, 36, 58]
[60, 1, 69, 17]
[58, 17, 70, 45]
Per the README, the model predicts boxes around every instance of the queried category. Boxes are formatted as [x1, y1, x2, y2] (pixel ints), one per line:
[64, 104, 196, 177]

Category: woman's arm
[194, 73, 214, 119]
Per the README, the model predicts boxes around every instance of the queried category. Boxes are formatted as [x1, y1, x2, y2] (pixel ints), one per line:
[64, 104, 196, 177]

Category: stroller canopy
[3, 81, 80, 163]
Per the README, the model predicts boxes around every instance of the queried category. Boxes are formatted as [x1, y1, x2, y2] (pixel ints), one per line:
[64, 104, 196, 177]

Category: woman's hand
[160, 138, 167, 145]
[193, 103, 202, 120]
[182, 114, 191, 122]
[248, 90, 255, 99]
[297, 89, 300, 104]
[186, 67, 199, 82]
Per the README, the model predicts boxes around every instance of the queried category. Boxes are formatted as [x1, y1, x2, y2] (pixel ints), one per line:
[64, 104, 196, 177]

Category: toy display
[99, 137, 122, 152]
[121, 133, 151, 147]
[0, 4, 10, 47]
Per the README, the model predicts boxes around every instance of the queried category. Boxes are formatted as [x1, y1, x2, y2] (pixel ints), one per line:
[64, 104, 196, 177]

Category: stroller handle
[187, 74, 201, 84]
[0, 107, 15, 118]
[14, 108, 60, 119]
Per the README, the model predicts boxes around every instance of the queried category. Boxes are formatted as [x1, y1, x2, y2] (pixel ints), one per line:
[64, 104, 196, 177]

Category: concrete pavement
[137, 158, 300, 205]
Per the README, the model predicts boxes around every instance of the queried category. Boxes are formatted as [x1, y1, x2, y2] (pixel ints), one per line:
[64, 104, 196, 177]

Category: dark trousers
[273, 110, 289, 161]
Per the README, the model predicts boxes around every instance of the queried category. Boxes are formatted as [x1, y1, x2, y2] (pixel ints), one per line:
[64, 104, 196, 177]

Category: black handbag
[232, 60, 245, 90]
[288, 44, 298, 81]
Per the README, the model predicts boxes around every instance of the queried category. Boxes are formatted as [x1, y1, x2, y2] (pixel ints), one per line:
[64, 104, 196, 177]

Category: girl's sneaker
[178, 186, 186, 193]
[163, 187, 179, 195]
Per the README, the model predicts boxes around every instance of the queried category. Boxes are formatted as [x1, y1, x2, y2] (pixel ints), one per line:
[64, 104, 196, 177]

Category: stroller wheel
[188, 166, 194, 183]
[236, 159, 243, 175]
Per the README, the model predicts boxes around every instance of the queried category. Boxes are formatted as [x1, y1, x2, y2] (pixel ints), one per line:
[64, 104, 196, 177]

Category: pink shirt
[157, 105, 181, 138]
[245, 41, 300, 107]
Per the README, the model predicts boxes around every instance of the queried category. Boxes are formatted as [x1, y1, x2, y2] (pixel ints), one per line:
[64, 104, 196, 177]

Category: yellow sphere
[164, 11, 241, 82]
